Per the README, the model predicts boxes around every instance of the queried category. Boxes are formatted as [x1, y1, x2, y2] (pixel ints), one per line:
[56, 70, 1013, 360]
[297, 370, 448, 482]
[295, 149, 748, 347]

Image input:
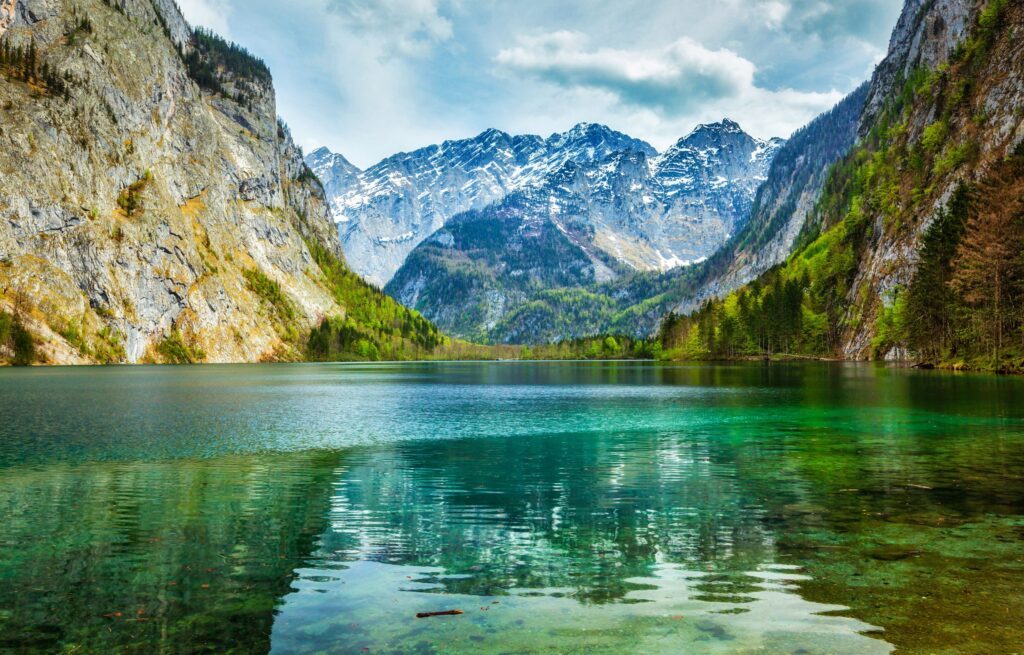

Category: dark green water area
[0, 362, 1021, 654]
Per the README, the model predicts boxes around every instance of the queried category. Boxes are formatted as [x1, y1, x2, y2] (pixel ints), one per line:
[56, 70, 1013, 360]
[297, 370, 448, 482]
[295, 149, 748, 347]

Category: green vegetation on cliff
[305, 241, 447, 361]
[183, 26, 271, 107]
[659, 0, 1023, 372]
[884, 153, 1024, 371]
[156, 330, 206, 365]
[0, 34, 74, 97]
[0, 311, 36, 366]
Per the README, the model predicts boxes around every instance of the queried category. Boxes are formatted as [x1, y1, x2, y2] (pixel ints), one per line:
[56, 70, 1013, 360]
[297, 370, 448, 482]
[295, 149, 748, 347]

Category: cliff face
[860, 0, 974, 135]
[0, 0, 347, 363]
[658, 0, 1024, 369]
[837, 0, 1015, 358]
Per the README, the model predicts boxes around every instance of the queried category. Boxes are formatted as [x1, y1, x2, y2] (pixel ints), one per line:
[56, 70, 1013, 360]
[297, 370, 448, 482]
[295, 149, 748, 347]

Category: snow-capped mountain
[310, 123, 657, 286]
[306, 147, 361, 210]
[310, 120, 781, 290]
[378, 120, 784, 341]
[531, 119, 784, 272]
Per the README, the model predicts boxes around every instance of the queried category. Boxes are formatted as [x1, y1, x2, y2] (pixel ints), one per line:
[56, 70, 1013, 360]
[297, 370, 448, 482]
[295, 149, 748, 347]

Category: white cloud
[327, 0, 454, 58]
[286, 1, 464, 166]
[781, 0, 895, 45]
[496, 32, 755, 115]
[177, 0, 233, 36]
[759, 1, 791, 29]
[494, 30, 842, 141]
[221, 0, 901, 166]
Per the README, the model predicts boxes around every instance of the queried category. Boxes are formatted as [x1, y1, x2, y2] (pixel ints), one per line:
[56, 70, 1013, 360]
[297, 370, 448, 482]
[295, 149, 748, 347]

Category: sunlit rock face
[0, 0, 344, 363]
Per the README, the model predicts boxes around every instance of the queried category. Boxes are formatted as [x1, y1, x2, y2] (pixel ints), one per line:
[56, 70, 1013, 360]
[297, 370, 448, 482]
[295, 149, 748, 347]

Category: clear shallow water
[0, 362, 1022, 654]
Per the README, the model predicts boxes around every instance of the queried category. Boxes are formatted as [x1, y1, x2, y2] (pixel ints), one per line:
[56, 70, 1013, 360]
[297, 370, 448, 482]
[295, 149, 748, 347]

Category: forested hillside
[660, 0, 1024, 372]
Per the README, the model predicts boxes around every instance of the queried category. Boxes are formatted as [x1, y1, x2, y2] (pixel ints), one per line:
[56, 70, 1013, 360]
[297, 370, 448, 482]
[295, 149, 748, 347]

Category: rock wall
[0, 0, 17, 38]
[861, 0, 974, 135]
[0, 0, 345, 363]
[842, 0, 1024, 357]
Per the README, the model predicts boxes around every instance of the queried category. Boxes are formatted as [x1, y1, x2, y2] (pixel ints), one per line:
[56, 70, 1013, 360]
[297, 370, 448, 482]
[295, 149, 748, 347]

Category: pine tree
[950, 161, 1024, 363]
[25, 38, 36, 83]
[905, 184, 970, 361]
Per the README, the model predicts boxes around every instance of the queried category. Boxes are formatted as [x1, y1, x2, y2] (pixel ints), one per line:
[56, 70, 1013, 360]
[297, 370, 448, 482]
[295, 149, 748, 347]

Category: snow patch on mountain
[310, 120, 781, 286]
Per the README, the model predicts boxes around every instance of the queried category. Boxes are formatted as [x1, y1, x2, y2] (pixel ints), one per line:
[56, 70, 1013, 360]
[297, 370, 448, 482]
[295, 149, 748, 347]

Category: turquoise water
[0, 362, 1022, 653]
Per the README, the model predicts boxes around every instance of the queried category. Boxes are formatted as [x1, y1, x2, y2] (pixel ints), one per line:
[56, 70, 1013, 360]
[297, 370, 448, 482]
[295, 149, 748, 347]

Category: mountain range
[311, 120, 783, 339]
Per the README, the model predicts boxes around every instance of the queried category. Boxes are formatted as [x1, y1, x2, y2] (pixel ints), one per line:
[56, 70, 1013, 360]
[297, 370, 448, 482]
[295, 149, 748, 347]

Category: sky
[177, 0, 904, 169]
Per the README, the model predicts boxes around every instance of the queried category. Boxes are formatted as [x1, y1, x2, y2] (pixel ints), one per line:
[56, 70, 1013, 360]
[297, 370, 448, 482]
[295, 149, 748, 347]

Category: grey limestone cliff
[0, 0, 347, 363]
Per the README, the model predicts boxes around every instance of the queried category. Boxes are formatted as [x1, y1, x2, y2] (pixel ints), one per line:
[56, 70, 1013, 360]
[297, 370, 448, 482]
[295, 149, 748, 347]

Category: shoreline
[2, 355, 1021, 376]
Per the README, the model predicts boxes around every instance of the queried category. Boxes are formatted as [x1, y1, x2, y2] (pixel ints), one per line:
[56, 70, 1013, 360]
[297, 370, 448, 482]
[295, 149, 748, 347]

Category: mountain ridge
[377, 120, 784, 341]
[311, 122, 664, 286]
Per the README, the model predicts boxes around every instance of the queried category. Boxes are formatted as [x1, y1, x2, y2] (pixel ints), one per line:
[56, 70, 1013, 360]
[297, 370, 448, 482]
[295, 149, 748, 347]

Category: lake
[0, 362, 1022, 654]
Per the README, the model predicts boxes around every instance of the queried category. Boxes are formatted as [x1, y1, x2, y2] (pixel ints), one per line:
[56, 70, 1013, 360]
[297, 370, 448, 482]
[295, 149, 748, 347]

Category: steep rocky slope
[381, 121, 781, 341]
[0, 0, 436, 364]
[660, 0, 1024, 370]
[306, 146, 360, 213]
[837, 0, 1017, 358]
[667, 85, 869, 314]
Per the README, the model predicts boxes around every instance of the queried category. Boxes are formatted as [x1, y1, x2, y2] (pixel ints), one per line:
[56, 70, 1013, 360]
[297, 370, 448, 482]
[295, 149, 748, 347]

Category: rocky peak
[675, 118, 753, 150]
[476, 127, 511, 144]
[861, 0, 973, 133]
[308, 146, 353, 167]
[547, 122, 657, 158]
[306, 146, 361, 203]
[670, 84, 870, 317]
[653, 120, 777, 196]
